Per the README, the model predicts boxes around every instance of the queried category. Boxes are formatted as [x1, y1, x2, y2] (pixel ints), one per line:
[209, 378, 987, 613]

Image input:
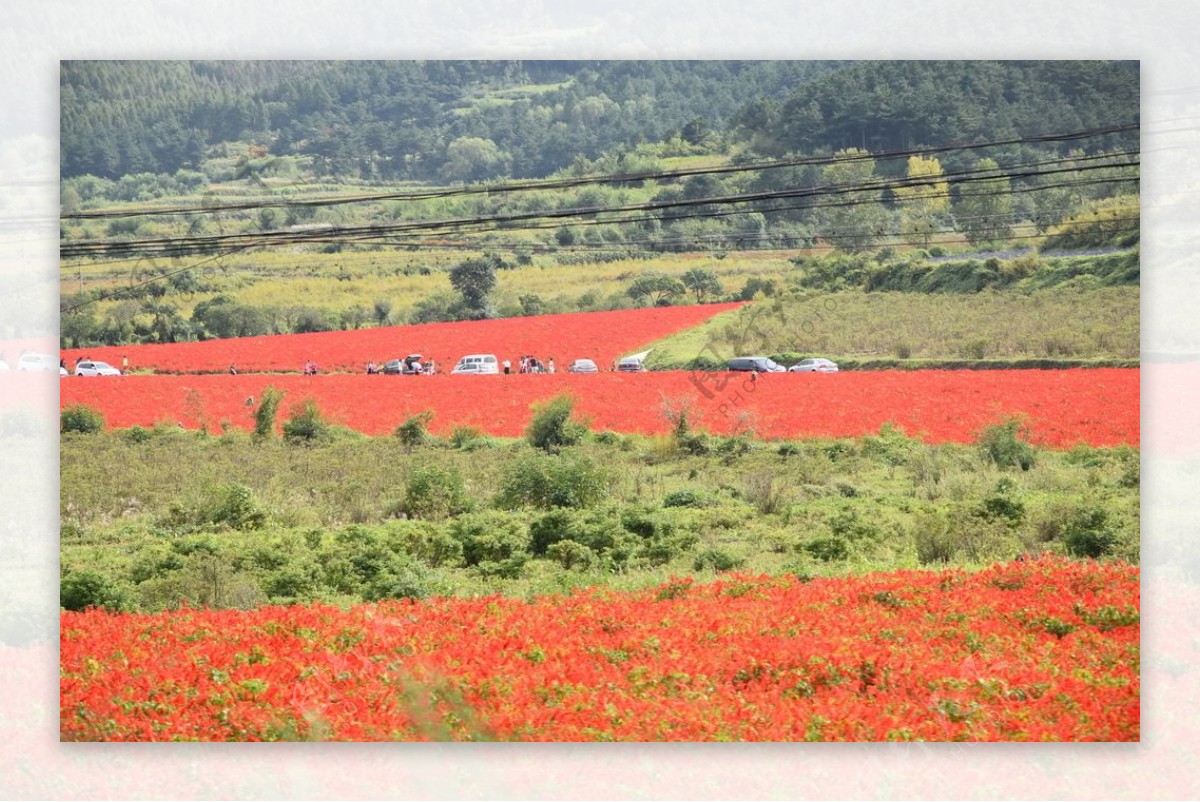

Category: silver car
[74, 360, 122, 376]
[789, 358, 839, 373]
[567, 359, 598, 374]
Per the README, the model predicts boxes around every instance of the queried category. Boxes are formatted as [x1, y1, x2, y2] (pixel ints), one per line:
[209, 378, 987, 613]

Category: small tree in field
[526, 394, 588, 452]
[627, 272, 685, 306]
[253, 387, 285, 439]
[681, 268, 723, 303]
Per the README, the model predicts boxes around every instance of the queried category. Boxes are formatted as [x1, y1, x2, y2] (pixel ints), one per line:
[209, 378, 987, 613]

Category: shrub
[385, 521, 463, 568]
[387, 465, 471, 521]
[61, 570, 132, 612]
[529, 508, 625, 555]
[282, 399, 331, 443]
[693, 547, 745, 572]
[1064, 507, 1120, 558]
[450, 512, 529, 577]
[201, 483, 267, 530]
[61, 404, 105, 434]
[494, 451, 611, 510]
[124, 425, 153, 443]
[253, 387, 284, 438]
[804, 537, 849, 562]
[978, 418, 1037, 471]
[449, 425, 487, 450]
[743, 472, 790, 515]
[362, 558, 431, 601]
[545, 539, 598, 570]
[663, 488, 711, 508]
[526, 394, 588, 452]
[395, 411, 435, 447]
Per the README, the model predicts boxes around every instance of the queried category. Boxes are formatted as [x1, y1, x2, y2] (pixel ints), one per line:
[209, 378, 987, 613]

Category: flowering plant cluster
[60, 304, 742, 375]
[60, 368, 1139, 447]
[61, 558, 1138, 742]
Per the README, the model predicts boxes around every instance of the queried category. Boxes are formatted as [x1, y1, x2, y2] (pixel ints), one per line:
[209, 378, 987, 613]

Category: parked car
[727, 356, 785, 373]
[789, 358, 839, 373]
[17, 353, 59, 372]
[380, 359, 404, 375]
[451, 354, 499, 375]
[616, 355, 647, 372]
[75, 360, 121, 376]
[567, 358, 599, 374]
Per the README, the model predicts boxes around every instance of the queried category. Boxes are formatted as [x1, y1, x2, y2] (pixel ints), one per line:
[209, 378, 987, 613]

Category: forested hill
[60, 60, 1138, 182]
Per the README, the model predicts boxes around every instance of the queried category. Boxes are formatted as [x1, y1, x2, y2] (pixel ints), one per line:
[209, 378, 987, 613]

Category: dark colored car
[727, 356, 785, 373]
[381, 355, 425, 375]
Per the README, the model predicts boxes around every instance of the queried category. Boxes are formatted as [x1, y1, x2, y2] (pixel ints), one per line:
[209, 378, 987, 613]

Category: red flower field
[59, 303, 743, 375]
[60, 558, 1139, 742]
[59, 367, 1139, 447]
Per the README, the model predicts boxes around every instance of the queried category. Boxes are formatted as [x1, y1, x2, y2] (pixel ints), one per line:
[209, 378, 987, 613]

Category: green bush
[282, 399, 331, 443]
[61, 569, 132, 612]
[395, 411, 435, 447]
[450, 512, 529, 578]
[526, 394, 588, 452]
[362, 557, 431, 601]
[385, 520, 463, 568]
[529, 508, 626, 555]
[124, 425, 153, 443]
[494, 451, 611, 510]
[393, 465, 471, 520]
[804, 537, 849, 562]
[978, 418, 1037, 471]
[663, 488, 711, 508]
[61, 404, 105, 434]
[545, 539, 598, 570]
[202, 483, 267, 530]
[1064, 507, 1120, 558]
[693, 547, 745, 572]
[253, 387, 284, 439]
[449, 425, 490, 450]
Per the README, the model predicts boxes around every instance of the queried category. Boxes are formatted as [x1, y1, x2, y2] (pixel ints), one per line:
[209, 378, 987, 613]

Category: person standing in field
[122, 355, 129, 372]
[548, 357, 555, 374]
[503, 358, 511, 375]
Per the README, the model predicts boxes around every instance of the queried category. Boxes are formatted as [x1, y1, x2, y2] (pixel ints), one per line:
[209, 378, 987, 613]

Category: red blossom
[60, 559, 1139, 742]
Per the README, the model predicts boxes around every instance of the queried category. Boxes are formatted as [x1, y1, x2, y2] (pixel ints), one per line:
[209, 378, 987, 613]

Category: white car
[17, 353, 59, 372]
[451, 354, 499, 375]
[789, 358, 839, 373]
[74, 360, 122, 376]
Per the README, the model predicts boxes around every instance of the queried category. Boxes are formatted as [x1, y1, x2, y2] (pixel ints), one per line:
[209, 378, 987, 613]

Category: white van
[451, 354, 499, 375]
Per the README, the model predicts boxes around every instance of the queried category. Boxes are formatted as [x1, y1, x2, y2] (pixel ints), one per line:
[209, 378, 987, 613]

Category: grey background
[2, 1, 1195, 798]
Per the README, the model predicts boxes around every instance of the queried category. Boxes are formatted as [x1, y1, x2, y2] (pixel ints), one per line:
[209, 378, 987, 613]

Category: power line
[56, 170, 1138, 276]
[59, 154, 1138, 260]
[60, 124, 1139, 222]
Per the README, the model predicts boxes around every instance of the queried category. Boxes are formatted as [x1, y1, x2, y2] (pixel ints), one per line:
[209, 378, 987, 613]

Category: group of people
[503, 355, 554, 375]
[365, 357, 438, 375]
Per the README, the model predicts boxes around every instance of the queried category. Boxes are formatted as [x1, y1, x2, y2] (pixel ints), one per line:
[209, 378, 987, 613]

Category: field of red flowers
[60, 558, 1139, 742]
[59, 367, 1139, 447]
[59, 303, 743, 375]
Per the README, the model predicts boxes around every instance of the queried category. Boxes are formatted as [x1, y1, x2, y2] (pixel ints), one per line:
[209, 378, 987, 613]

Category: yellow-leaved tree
[895, 155, 949, 247]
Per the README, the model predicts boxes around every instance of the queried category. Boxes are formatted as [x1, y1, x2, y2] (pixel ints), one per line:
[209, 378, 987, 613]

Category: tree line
[61, 60, 1137, 183]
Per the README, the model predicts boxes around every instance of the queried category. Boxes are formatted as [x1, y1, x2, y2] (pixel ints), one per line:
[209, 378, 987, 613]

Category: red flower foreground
[59, 367, 1138, 447]
[61, 559, 1139, 742]
[60, 303, 743, 375]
